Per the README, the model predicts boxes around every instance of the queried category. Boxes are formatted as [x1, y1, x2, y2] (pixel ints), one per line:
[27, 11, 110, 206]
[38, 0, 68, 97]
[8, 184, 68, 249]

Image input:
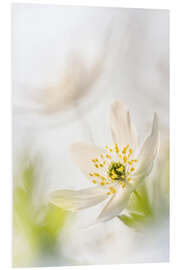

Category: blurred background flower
[12, 4, 169, 267]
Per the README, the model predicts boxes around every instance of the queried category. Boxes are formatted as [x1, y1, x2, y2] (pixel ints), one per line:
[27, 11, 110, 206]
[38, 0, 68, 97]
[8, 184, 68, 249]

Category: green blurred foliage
[118, 145, 169, 229]
[13, 163, 68, 267]
[119, 185, 153, 229]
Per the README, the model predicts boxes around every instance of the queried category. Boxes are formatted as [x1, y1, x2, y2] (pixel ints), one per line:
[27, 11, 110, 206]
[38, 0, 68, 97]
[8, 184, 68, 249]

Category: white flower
[49, 100, 160, 223]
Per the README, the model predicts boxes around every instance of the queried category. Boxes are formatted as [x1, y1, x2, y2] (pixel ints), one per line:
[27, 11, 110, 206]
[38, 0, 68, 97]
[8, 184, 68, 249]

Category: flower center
[108, 162, 126, 181]
[89, 144, 138, 195]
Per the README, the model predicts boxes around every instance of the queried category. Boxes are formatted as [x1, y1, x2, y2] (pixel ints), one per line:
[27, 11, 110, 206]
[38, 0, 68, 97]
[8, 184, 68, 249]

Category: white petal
[70, 142, 104, 181]
[96, 185, 133, 223]
[110, 100, 138, 150]
[133, 113, 160, 184]
[49, 186, 108, 212]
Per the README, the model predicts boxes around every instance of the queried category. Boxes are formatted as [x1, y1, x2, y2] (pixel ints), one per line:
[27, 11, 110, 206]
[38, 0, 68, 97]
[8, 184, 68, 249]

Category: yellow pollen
[128, 161, 132, 165]
[109, 148, 113, 152]
[95, 164, 99, 168]
[95, 158, 99, 162]
[100, 154, 104, 159]
[122, 149, 126, 154]
[106, 145, 109, 149]
[109, 186, 116, 194]
[100, 182, 105, 186]
[121, 175, 125, 179]
[130, 167, 135, 172]
[112, 171, 118, 178]
[107, 192, 111, 195]
[123, 156, 128, 163]
[100, 176, 105, 181]
[103, 161, 106, 165]
[128, 177, 131, 181]
[119, 154, 122, 159]
[92, 159, 96, 163]
[122, 144, 130, 154]
[119, 181, 126, 188]
[94, 173, 99, 177]
[89, 173, 93, 176]
[100, 164, 104, 167]
[106, 154, 111, 159]
[117, 166, 124, 172]
[129, 148, 133, 154]
[115, 143, 119, 153]
[92, 180, 97, 184]
[130, 159, 137, 163]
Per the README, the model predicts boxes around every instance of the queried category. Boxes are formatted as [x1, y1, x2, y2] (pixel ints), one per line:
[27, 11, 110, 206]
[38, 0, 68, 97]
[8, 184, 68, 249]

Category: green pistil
[108, 162, 126, 181]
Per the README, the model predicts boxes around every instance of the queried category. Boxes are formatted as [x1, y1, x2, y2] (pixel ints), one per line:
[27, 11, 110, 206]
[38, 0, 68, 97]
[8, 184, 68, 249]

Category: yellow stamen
[92, 180, 97, 184]
[117, 166, 124, 172]
[119, 181, 126, 188]
[122, 148, 126, 154]
[109, 186, 116, 194]
[107, 192, 111, 195]
[100, 154, 104, 159]
[130, 167, 135, 172]
[95, 164, 99, 168]
[89, 173, 93, 176]
[100, 164, 104, 167]
[106, 154, 111, 159]
[100, 182, 105, 186]
[123, 156, 128, 163]
[115, 143, 119, 153]
[121, 183, 126, 188]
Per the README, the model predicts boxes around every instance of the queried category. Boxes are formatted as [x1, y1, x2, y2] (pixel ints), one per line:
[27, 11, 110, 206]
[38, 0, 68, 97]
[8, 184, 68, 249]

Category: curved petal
[70, 142, 105, 181]
[96, 185, 133, 223]
[110, 100, 138, 150]
[133, 113, 160, 185]
[49, 186, 108, 212]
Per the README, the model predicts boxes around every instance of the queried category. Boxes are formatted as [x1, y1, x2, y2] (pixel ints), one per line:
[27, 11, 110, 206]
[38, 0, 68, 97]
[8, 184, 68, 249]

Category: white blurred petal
[132, 113, 160, 186]
[70, 142, 104, 181]
[110, 100, 138, 150]
[96, 185, 133, 223]
[49, 186, 108, 212]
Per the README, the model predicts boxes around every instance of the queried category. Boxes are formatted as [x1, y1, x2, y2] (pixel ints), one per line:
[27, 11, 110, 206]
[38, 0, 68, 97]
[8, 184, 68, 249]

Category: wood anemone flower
[49, 100, 160, 224]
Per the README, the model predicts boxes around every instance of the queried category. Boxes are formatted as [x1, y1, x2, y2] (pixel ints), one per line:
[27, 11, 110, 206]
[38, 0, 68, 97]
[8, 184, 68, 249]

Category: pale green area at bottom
[13, 164, 69, 267]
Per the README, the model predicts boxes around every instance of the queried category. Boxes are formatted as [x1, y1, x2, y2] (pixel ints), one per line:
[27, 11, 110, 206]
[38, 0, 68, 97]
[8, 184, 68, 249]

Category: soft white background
[0, 0, 179, 270]
[11, 6, 170, 265]
[12, 4, 169, 206]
